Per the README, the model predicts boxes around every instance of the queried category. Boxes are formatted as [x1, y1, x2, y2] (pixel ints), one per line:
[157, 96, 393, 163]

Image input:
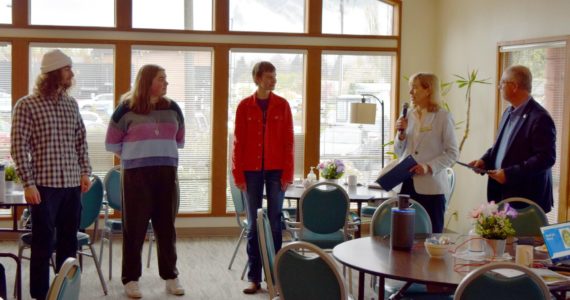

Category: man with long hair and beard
[11, 49, 92, 300]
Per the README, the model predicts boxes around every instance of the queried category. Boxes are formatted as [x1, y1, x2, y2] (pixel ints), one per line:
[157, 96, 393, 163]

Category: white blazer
[394, 108, 458, 195]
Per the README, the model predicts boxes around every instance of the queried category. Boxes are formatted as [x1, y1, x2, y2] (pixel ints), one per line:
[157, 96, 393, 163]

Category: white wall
[402, 0, 570, 233]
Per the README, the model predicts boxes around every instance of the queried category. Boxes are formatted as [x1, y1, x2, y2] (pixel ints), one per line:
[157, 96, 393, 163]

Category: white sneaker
[165, 278, 185, 296]
[124, 281, 143, 298]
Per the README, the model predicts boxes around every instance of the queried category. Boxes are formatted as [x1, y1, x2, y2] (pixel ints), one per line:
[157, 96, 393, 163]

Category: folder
[375, 155, 417, 191]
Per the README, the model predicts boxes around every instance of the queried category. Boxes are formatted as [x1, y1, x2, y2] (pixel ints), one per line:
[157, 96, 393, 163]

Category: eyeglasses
[498, 80, 515, 86]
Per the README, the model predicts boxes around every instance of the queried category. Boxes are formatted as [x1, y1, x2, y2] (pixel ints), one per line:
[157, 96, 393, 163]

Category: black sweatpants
[121, 166, 179, 284]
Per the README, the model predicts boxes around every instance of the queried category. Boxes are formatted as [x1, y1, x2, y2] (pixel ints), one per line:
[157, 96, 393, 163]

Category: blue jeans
[244, 170, 284, 283]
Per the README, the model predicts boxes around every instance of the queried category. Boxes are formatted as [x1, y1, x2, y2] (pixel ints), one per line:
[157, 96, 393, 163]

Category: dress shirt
[494, 98, 531, 168]
[11, 93, 91, 188]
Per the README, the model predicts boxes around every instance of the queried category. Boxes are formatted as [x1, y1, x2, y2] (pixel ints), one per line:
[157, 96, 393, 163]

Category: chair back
[498, 197, 548, 237]
[103, 166, 122, 211]
[454, 262, 550, 300]
[299, 182, 349, 235]
[370, 197, 433, 237]
[79, 175, 104, 231]
[275, 241, 348, 300]
[229, 175, 247, 228]
[445, 167, 456, 209]
[257, 209, 277, 299]
[46, 258, 81, 300]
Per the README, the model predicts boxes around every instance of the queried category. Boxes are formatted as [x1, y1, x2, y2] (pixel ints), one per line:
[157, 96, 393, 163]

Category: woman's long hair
[409, 72, 441, 112]
[122, 64, 169, 114]
[33, 70, 71, 97]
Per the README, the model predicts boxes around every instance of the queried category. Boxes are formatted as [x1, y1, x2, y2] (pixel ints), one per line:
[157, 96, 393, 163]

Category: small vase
[483, 238, 506, 258]
[468, 229, 483, 252]
[5, 181, 13, 193]
[323, 178, 339, 184]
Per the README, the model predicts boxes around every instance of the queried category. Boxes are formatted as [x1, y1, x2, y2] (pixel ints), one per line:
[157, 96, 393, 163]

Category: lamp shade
[350, 102, 377, 124]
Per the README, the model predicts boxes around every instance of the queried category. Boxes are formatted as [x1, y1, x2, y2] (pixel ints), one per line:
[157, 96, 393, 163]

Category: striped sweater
[105, 100, 185, 169]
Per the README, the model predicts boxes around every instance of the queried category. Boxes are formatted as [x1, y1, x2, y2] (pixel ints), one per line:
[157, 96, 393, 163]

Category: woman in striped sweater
[105, 64, 185, 298]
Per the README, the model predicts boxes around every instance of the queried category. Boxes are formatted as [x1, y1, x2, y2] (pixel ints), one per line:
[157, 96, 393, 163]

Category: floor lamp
[349, 94, 384, 169]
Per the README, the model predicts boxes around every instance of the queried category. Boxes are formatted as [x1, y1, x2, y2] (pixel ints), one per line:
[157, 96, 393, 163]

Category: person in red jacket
[232, 61, 294, 294]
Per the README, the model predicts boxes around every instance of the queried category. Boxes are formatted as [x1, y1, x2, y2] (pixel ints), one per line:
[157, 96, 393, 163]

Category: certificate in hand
[375, 155, 417, 191]
[455, 161, 488, 174]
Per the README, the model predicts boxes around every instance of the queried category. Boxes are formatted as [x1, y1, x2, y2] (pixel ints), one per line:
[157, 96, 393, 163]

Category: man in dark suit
[469, 65, 556, 213]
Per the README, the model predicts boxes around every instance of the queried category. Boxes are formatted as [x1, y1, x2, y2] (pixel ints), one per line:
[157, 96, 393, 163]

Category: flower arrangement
[470, 201, 517, 240]
[317, 159, 345, 179]
[3, 156, 21, 183]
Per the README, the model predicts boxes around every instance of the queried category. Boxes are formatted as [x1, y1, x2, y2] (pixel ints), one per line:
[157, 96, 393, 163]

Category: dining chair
[98, 165, 154, 280]
[228, 175, 249, 281]
[454, 262, 550, 300]
[46, 257, 81, 300]
[369, 197, 448, 299]
[17, 175, 108, 296]
[257, 208, 278, 299]
[274, 241, 349, 300]
[285, 182, 350, 250]
[497, 197, 548, 237]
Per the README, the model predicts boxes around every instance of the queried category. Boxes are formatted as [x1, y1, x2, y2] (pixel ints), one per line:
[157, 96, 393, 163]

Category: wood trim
[211, 45, 230, 216]
[11, 39, 28, 101]
[11, 0, 28, 28]
[496, 45, 504, 133]
[304, 49, 322, 176]
[214, 0, 229, 34]
[307, 0, 322, 35]
[560, 36, 570, 222]
[116, 0, 132, 30]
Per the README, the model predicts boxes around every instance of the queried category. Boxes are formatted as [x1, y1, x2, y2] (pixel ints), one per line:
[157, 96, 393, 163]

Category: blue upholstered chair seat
[300, 228, 345, 249]
[361, 205, 377, 217]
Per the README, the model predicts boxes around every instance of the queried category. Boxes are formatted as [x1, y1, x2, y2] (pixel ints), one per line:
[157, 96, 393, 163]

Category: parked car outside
[77, 93, 114, 115]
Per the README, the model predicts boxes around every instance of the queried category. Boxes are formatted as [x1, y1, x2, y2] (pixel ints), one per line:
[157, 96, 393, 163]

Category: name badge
[420, 126, 432, 132]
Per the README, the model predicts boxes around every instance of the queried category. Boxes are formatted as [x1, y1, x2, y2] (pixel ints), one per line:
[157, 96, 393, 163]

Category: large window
[29, 44, 115, 180]
[132, 46, 213, 213]
[229, 0, 306, 33]
[133, 0, 212, 30]
[320, 52, 394, 184]
[227, 50, 305, 211]
[0, 0, 11, 24]
[0, 41, 10, 172]
[322, 0, 394, 35]
[500, 41, 567, 223]
[30, 0, 115, 27]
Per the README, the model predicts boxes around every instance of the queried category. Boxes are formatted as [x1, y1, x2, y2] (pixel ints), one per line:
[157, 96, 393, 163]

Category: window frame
[0, 0, 402, 219]
[497, 36, 570, 222]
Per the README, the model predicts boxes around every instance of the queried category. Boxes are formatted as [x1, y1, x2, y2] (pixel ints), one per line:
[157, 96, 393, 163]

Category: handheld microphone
[402, 102, 409, 118]
[399, 102, 409, 133]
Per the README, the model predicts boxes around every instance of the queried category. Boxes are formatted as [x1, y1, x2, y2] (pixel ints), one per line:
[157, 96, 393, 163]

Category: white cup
[347, 175, 357, 186]
[515, 245, 534, 267]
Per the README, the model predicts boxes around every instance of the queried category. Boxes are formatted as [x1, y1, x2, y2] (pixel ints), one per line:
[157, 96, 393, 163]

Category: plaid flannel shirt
[10, 93, 91, 188]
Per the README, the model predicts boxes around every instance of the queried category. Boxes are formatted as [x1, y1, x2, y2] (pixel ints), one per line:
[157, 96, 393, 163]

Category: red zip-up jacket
[232, 92, 294, 189]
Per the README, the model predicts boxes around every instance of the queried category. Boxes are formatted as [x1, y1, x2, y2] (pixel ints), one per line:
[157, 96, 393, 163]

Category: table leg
[355, 202, 362, 238]
[358, 271, 364, 300]
[378, 276, 385, 300]
[12, 206, 18, 231]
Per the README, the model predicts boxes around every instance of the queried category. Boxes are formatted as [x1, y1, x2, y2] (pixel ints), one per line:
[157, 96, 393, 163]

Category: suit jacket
[395, 108, 458, 195]
[481, 98, 556, 213]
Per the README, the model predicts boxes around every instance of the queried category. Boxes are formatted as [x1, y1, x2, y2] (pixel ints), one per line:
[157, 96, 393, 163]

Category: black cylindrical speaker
[391, 207, 415, 250]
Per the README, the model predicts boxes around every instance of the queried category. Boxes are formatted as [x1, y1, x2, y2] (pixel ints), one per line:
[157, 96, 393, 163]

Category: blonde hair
[122, 64, 169, 114]
[409, 72, 441, 112]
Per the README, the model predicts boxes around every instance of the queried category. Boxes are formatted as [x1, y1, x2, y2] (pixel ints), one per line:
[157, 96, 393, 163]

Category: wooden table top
[1, 190, 27, 206]
[333, 236, 473, 287]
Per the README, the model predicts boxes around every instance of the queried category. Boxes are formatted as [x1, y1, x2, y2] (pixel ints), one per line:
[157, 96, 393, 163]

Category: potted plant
[4, 164, 20, 192]
[470, 201, 517, 258]
[317, 159, 345, 183]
